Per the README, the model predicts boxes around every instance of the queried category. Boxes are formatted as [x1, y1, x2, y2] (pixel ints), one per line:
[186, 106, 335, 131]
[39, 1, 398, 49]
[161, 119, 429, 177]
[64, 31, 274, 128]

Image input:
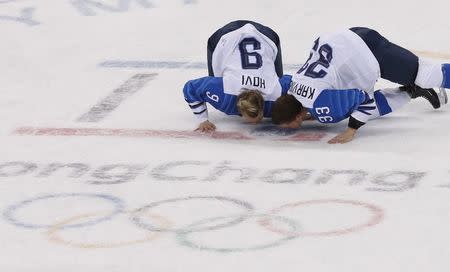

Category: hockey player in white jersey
[271, 27, 448, 144]
[183, 20, 292, 132]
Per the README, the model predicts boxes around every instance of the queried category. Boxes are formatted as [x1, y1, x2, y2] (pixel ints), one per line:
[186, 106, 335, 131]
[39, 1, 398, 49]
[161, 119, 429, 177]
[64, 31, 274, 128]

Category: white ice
[1, 0, 450, 271]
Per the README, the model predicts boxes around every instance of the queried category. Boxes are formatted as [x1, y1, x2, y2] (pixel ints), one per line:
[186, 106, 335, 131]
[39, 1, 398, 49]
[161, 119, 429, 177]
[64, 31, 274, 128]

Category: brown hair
[271, 94, 303, 124]
[236, 89, 264, 118]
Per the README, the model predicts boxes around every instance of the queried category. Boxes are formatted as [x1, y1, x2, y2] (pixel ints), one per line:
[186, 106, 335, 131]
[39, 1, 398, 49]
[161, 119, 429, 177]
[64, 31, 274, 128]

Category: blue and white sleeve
[279, 75, 293, 94]
[349, 93, 377, 125]
[183, 76, 239, 122]
[311, 89, 367, 124]
[183, 76, 222, 122]
[349, 88, 411, 129]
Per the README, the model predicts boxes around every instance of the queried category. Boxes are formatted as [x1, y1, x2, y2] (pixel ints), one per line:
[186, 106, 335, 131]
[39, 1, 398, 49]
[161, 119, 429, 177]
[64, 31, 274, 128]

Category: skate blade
[439, 87, 448, 105]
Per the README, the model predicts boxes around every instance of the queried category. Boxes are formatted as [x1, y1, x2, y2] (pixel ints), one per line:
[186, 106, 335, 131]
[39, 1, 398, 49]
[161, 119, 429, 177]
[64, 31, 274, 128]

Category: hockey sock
[373, 88, 410, 117]
[415, 58, 445, 88]
[442, 64, 450, 88]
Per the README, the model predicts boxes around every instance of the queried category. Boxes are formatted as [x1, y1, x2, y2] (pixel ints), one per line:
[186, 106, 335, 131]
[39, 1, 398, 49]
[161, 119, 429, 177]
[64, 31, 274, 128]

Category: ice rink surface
[2, 0, 450, 271]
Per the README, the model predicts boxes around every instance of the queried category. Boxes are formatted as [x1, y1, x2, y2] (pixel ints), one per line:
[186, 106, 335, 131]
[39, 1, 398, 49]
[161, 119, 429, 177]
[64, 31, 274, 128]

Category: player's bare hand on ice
[328, 128, 357, 144]
[195, 120, 216, 132]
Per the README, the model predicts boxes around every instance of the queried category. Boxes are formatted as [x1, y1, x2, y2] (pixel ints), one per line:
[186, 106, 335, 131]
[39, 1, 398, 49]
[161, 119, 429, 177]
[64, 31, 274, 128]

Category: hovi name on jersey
[289, 82, 316, 99]
[241, 75, 266, 89]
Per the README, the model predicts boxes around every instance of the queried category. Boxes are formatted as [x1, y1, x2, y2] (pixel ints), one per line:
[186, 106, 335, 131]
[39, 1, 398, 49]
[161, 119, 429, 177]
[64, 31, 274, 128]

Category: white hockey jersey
[211, 23, 283, 101]
[290, 29, 380, 109]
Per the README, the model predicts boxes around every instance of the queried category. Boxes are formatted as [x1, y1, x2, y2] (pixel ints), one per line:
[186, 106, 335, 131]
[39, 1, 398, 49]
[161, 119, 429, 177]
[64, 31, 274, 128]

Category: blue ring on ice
[3, 193, 125, 229]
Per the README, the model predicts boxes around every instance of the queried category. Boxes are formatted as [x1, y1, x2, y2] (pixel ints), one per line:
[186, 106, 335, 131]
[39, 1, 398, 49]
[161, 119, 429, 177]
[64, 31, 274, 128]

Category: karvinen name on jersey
[289, 81, 316, 99]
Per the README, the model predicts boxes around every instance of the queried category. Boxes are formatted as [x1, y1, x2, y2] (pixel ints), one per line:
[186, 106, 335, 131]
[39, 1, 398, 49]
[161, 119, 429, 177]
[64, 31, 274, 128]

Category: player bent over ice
[271, 27, 448, 144]
[183, 20, 292, 132]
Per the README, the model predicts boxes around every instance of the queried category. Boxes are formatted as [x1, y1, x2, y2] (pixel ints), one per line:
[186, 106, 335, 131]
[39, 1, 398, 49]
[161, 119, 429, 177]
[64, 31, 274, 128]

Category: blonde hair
[236, 89, 264, 119]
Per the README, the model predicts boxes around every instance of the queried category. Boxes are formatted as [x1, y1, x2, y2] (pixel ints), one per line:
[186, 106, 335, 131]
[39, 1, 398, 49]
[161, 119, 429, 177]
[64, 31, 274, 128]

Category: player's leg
[370, 86, 443, 122]
[351, 27, 448, 108]
[350, 27, 418, 85]
[415, 59, 450, 89]
[351, 27, 450, 89]
[364, 87, 411, 121]
[351, 86, 441, 127]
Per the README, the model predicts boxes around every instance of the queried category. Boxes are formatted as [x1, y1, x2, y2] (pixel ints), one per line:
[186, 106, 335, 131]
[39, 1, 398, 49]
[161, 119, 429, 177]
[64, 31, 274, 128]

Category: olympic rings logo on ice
[2, 193, 384, 252]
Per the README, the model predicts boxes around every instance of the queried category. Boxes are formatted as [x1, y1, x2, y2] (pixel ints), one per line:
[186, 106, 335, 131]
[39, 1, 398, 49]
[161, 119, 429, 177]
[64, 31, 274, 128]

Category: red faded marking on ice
[13, 127, 253, 140]
[285, 132, 327, 141]
[13, 127, 326, 142]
